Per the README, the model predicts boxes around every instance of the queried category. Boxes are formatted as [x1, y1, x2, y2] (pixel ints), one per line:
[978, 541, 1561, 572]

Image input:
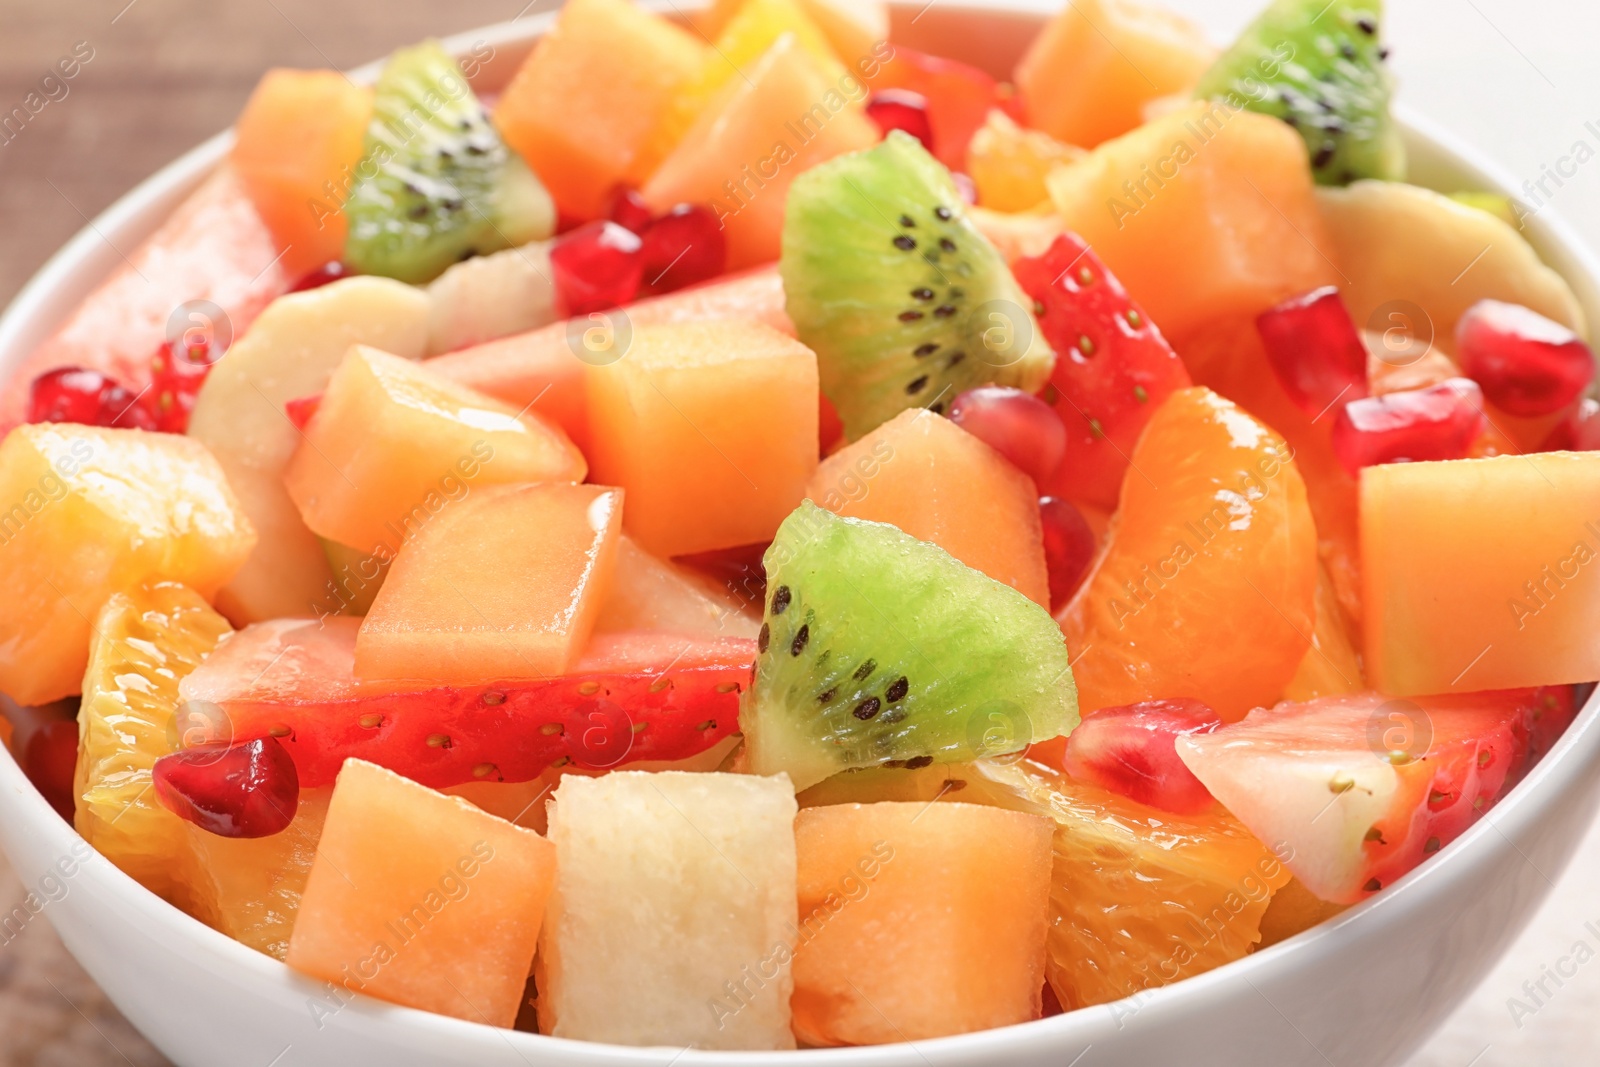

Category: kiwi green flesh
[1194, 0, 1403, 186]
[781, 132, 1053, 442]
[741, 502, 1078, 791]
[344, 41, 546, 284]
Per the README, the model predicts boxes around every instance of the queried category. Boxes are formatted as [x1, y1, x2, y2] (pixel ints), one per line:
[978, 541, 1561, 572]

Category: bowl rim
[3, 4, 1600, 1064]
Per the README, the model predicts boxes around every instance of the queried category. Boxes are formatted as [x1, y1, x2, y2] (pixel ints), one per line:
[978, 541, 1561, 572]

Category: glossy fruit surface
[867, 46, 1005, 170]
[640, 203, 726, 293]
[1038, 495, 1096, 611]
[154, 737, 299, 839]
[1256, 286, 1369, 417]
[27, 367, 154, 429]
[947, 386, 1066, 486]
[149, 338, 218, 433]
[1331, 377, 1486, 475]
[1456, 298, 1595, 417]
[1543, 396, 1600, 451]
[604, 184, 655, 233]
[1063, 387, 1317, 720]
[864, 88, 935, 151]
[551, 220, 645, 315]
[1014, 232, 1191, 510]
[966, 109, 1084, 212]
[179, 617, 755, 787]
[1063, 699, 1221, 814]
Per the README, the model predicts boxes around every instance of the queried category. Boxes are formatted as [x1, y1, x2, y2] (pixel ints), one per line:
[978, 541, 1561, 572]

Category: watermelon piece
[286, 759, 556, 1027]
[805, 409, 1049, 606]
[2, 165, 291, 434]
[792, 801, 1053, 1043]
[357, 483, 622, 685]
[178, 616, 755, 787]
[1177, 688, 1573, 903]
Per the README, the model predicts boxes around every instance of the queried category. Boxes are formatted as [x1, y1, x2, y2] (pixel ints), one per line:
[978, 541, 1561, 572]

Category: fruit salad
[3, 0, 1598, 1051]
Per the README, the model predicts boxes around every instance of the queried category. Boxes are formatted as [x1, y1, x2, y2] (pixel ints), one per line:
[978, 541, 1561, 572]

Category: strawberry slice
[1013, 232, 1192, 510]
[179, 617, 753, 787]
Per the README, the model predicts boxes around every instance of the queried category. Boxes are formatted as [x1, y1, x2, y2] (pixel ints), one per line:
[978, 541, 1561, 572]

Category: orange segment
[286, 759, 557, 1028]
[1062, 387, 1317, 720]
[1282, 562, 1365, 703]
[356, 483, 623, 685]
[966, 109, 1084, 212]
[231, 69, 372, 279]
[805, 409, 1050, 607]
[493, 0, 706, 220]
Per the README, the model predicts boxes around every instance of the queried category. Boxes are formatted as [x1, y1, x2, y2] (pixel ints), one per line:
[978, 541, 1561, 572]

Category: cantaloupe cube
[806, 409, 1049, 606]
[585, 321, 818, 557]
[640, 34, 880, 269]
[594, 535, 761, 638]
[537, 771, 798, 1049]
[286, 759, 556, 1027]
[231, 69, 373, 279]
[283, 345, 585, 557]
[1016, 0, 1214, 149]
[792, 801, 1053, 1044]
[356, 483, 622, 684]
[494, 0, 706, 220]
[1363, 453, 1600, 695]
[186, 787, 331, 960]
[0, 426, 255, 704]
[1046, 103, 1335, 341]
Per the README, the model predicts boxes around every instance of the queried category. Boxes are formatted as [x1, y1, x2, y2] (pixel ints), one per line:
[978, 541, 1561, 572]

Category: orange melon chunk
[640, 34, 880, 270]
[286, 759, 556, 1028]
[282, 345, 585, 557]
[595, 536, 761, 639]
[1363, 452, 1600, 695]
[792, 801, 1053, 1044]
[1016, 0, 1215, 149]
[697, 0, 888, 63]
[0, 426, 255, 704]
[356, 483, 622, 685]
[805, 409, 1049, 606]
[584, 320, 818, 557]
[493, 0, 706, 220]
[1046, 103, 1336, 342]
[231, 69, 372, 279]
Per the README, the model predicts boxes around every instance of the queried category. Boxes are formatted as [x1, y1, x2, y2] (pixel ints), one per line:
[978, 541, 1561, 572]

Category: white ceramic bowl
[4, 4, 1600, 1065]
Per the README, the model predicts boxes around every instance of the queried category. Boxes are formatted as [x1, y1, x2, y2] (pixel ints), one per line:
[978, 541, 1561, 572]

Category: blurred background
[2, 0, 1598, 1064]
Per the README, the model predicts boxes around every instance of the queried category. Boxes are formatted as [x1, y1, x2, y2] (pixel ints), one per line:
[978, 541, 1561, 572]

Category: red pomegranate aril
[285, 393, 323, 432]
[24, 719, 79, 822]
[604, 184, 655, 235]
[1543, 397, 1600, 452]
[640, 203, 726, 294]
[948, 386, 1066, 486]
[153, 736, 300, 839]
[149, 337, 217, 433]
[551, 220, 645, 316]
[289, 261, 350, 293]
[1256, 286, 1369, 416]
[1038, 495, 1096, 611]
[27, 366, 156, 430]
[1332, 377, 1487, 475]
[1456, 299, 1595, 417]
[865, 89, 936, 152]
[1063, 698, 1222, 814]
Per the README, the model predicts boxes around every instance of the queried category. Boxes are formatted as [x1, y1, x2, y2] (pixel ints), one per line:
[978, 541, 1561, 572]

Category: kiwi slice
[344, 41, 553, 283]
[1194, 0, 1403, 185]
[742, 502, 1078, 791]
[780, 132, 1054, 442]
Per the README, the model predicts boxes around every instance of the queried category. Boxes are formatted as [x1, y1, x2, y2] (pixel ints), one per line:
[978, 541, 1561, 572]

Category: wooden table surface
[3, 1, 1600, 1065]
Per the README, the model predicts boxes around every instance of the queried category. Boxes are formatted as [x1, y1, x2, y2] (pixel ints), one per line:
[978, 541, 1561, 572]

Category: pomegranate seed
[640, 204, 726, 294]
[1039, 496, 1096, 612]
[1332, 377, 1487, 475]
[153, 736, 299, 838]
[24, 719, 78, 821]
[1256, 286, 1370, 417]
[289, 261, 349, 293]
[149, 338, 217, 433]
[604, 185, 655, 235]
[1063, 698, 1221, 814]
[1456, 299, 1595, 417]
[27, 366, 155, 429]
[285, 393, 322, 432]
[952, 171, 978, 205]
[948, 386, 1066, 486]
[1543, 397, 1600, 451]
[866, 89, 936, 153]
[551, 220, 645, 316]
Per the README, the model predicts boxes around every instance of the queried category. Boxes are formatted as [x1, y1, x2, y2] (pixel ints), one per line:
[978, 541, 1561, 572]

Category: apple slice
[425, 241, 560, 356]
[187, 276, 430, 623]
